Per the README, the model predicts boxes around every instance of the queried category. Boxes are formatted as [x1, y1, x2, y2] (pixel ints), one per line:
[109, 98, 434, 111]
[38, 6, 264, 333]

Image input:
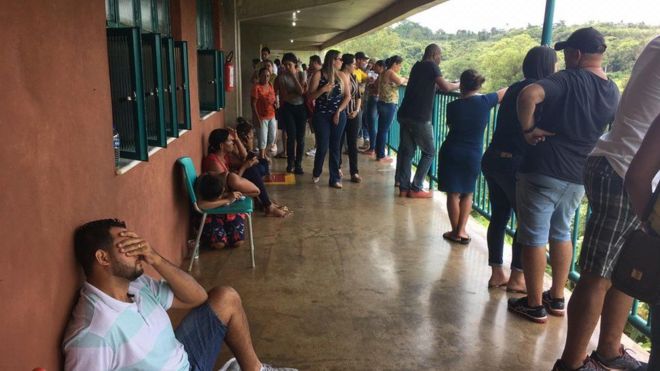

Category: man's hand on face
[116, 231, 162, 266]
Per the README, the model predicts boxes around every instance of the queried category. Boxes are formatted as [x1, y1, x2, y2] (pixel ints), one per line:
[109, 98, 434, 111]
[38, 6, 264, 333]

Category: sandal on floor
[442, 232, 462, 243]
[459, 236, 472, 245]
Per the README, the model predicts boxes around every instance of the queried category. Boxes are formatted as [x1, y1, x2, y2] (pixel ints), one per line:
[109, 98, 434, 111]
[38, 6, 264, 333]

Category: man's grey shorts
[516, 172, 585, 247]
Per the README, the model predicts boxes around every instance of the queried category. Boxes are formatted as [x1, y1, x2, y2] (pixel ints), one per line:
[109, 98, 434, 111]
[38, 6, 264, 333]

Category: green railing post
[541, 0, 556, 45]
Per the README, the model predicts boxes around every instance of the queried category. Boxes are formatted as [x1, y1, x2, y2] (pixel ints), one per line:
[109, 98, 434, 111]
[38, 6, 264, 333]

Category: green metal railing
[387, 87, 652, 337]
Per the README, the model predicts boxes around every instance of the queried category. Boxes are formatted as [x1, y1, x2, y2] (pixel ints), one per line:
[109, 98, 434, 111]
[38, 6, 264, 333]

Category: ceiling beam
[321, 0, 447, 49]
[242, 24, 344, 39]
[238, 0, 347, 22]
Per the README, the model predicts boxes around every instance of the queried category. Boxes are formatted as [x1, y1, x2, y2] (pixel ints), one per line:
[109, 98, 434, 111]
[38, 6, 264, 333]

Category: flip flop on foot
[442, 232, 462, 243]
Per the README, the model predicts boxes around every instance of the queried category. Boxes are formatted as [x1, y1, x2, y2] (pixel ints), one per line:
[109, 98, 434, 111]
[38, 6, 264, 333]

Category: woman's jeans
[313, 110, 347, 185]
[243, 161, 272, 208]
[341, 110, 362, 176]
[365, 95, 379, 150]
[376, 101, 397, 159]
[281, 102, 307, 170]
[481, 148, 523, 271]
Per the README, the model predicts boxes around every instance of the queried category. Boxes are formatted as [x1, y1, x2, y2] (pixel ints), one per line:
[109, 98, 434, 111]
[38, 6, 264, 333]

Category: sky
[408, 0, 660, 33]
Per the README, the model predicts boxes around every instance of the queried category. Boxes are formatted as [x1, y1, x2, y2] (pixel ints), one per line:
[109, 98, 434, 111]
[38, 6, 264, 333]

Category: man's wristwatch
[523, 125, 536, 134]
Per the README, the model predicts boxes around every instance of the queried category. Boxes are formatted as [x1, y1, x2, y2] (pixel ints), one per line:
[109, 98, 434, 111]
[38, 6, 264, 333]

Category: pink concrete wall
[0, 0, 225, 369]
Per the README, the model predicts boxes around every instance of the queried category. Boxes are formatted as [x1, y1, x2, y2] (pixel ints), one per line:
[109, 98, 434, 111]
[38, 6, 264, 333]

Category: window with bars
[105, 0, 191, 163]
[196, 0, 224, 113]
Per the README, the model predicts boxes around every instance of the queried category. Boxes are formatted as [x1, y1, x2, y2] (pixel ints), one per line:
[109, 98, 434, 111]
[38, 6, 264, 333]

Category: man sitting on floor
[63, 218, 296, 371]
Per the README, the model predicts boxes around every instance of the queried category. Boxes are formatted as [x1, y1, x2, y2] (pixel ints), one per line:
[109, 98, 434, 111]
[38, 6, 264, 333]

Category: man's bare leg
[522, 246, 547, 307]
[560, 272, 610, 368]
[596, 286, 633, 359]
[549, 239, 573, 299]
[207, 286, 262, 371]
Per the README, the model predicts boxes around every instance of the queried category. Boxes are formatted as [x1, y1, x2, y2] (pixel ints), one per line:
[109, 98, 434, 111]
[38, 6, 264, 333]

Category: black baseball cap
[355, 51, 369, 60]
[554, 27, 607, 54]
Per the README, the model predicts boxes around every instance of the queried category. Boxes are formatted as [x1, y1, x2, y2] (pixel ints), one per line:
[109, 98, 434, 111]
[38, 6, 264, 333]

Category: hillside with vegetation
[335, 21, 660, 91]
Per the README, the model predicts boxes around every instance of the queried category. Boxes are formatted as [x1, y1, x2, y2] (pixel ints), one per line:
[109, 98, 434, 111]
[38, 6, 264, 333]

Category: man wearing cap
[508, 28, 620, 331]
[395, 43, 458, 198]
[552, 36, 660, 371]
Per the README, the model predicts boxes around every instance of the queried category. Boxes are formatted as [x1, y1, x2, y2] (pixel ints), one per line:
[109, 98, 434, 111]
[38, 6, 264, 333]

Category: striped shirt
[63, 276, 189, 371]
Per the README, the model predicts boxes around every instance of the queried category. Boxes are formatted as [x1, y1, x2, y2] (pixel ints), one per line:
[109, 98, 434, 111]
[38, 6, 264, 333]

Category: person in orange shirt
[251, 67, 277, 159]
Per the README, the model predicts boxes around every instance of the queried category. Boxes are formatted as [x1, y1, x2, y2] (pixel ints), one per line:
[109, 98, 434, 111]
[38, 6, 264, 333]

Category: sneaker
[312, 177, 320, 184]
[507, 296, 548, 323]
[219, 357, 240, 371]
[408, 190, 433, 198]
[552, 357, 605, 370]
[350, 174, 362, 183]
[330, 182, 343, 189]
[590, 345, 645, 370]
[286, 166, 294, 173]
[306, 148, 316, 157]
[294, 167, 304, 175]
[261, 364, 298, 371]
[543, 290, 565, 316]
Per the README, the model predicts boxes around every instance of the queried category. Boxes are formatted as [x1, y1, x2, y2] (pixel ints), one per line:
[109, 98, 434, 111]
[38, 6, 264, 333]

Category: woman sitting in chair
[205, 127, 291, 217]
[194, 171, 256, 250]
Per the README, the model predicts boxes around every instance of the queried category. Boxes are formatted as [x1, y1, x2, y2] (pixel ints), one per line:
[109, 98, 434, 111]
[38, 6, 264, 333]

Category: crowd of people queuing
[60, 28, 660, 370]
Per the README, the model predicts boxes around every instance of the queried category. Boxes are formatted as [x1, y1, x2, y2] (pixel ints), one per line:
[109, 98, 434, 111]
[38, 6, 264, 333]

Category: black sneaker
[590, 345, 645, 370]
[294, 167, 304, 175]
[508, 296, 548, 323]
[286, 166, 295, 173]
[552, 357, 606, 370]
[543, 290, 565, 316]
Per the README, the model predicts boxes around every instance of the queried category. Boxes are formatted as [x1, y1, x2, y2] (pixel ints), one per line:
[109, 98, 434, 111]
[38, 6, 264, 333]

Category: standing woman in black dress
[481, 46, 557, 291]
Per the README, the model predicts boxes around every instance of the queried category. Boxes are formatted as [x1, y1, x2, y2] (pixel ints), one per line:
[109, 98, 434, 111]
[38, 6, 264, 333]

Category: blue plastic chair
[177, 156, 256, 270]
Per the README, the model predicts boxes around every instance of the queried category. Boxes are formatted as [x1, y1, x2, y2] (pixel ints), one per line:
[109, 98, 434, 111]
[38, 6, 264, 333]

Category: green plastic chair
[177, 156, 256, 270]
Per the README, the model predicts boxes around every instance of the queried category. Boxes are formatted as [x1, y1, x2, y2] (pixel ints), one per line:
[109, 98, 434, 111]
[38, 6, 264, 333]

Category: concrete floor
[178, 149, 647, 371]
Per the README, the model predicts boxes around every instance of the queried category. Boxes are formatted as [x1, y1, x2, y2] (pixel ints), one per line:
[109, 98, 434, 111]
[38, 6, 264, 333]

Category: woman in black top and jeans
[481, 46, 557, 291]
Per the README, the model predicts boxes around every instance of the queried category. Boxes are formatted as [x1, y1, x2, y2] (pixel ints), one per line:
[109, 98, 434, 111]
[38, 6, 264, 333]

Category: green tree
[477, 33, 538, 91]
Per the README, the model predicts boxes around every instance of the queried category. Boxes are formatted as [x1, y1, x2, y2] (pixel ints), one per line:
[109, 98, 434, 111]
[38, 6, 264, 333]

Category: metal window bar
[196, 0, 214, 50]
[388, 87, 652, 337]
[106, 27, 148, 161]
[161, 36, 178, 137]
[174, 41, 192, 130]
[141, 33, 167, 147]
[198, 49, 221, 111]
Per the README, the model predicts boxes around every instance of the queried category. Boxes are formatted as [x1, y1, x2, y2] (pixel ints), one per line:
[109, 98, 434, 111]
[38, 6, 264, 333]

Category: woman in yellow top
[376, 55, 407, 162]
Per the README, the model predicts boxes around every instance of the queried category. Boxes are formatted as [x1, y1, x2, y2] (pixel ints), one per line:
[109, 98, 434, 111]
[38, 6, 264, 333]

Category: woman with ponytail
[308, 49, 351, 188]
[375, 55, 407, 163]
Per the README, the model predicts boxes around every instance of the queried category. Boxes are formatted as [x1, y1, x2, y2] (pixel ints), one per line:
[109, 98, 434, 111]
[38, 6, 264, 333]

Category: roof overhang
[236, 0, 448, 50]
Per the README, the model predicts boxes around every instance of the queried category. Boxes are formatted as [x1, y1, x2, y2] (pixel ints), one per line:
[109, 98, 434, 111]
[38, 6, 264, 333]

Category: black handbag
[611, 229, 660, 303]
[612, 188, 660, 303]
